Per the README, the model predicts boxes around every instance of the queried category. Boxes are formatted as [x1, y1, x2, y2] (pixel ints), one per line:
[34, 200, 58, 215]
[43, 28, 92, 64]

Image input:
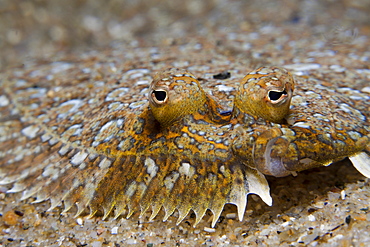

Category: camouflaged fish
[0, 58, 369, 228]
[232, 67, 370, 178]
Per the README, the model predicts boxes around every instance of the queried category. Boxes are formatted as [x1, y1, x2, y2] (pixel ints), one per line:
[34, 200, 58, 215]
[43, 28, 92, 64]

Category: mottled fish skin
[0, 48, 369, 228]
[233, 66, 295, 123]
[85, 68, 272, 227]
[232, 67, 370, 177]
[0, 62, 271, 227]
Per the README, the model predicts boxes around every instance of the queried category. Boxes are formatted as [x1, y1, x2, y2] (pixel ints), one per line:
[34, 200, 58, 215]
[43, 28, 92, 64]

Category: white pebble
[76, 218, 83, 225]
[215, 85, 234, 92]
[281, 221, 290, 227]
[284, 63, 321, 71]
[204, 227, 216, 233]
[91, 241, 102, 247]
[0, 95, 9, 107]
[226, 213, 237, 219]
[361, 87, 370, 94]
[111, 226, 118, 235]
[313, 201, 325, 208]
[329, 64, 346, 72]
[125, 238, 137, 244]
[136, 80, 149, 85]
[308, 214, 316, 222]
[260, 228, 270, 235]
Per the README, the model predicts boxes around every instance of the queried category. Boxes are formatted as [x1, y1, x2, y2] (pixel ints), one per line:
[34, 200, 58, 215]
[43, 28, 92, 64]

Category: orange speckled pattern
[0, 45, 369, 228]
[1, 1, 370, 244]
[233, 67, 370, 177]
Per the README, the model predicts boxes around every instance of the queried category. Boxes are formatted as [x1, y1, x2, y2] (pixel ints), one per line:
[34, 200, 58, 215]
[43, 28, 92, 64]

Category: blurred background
[1, 0, 369, 69]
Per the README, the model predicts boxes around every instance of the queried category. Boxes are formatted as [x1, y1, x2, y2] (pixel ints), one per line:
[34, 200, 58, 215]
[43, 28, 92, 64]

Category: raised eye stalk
[234, 66, 295, 123]
[148, 68, 209, 128]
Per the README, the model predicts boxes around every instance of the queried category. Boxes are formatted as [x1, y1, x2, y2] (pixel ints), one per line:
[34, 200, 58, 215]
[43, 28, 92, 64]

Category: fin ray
[349, 152, 370, 178]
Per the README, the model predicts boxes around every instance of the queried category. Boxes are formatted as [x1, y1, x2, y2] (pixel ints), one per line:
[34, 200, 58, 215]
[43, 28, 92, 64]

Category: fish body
[0, 47, 369, 227]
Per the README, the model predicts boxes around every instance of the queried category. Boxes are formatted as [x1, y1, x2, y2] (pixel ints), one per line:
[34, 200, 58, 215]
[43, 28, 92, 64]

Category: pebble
[111, 226, 118, 235]
[3, 210, 19, 226]
[204, 227, 216, 233]
[225, 213, 237, 219]
[284, 63, 321, 71]
[76, 218, 84, 225]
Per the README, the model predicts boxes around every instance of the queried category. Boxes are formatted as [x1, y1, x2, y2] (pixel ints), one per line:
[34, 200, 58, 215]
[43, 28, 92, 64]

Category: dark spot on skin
[139, 155, 146, 164]
[220, 110, 232, 116]
[128, 156, 137, 166]
[213, 71, 231, 80]
[317, 134, 332, 146]
[235, 178, 243, 184]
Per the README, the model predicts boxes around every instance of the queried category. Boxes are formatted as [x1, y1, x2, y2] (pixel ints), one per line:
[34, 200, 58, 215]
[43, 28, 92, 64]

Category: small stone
[308, 214, 316, 222]
[76, 218, 84, 225]
[361, 87, 370, 93]
[91, 241, 102, 247]
[226, 213, 237, 219]
[3, 210, 19, 226]
[204, 227, 216, 233]
[213, 71, 231, 80]
[111, 226, 119, 234]
[345, 215, 351, 224]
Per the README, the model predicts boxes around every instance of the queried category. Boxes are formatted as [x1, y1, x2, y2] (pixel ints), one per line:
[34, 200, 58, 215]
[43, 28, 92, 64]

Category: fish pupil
[154, 90, 167, 102]
[269, 90, 287, 101]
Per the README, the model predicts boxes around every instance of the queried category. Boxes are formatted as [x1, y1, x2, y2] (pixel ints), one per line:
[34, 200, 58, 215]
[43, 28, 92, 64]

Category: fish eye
[152, 90, 167, 104]
[268, 90, 287, 102]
